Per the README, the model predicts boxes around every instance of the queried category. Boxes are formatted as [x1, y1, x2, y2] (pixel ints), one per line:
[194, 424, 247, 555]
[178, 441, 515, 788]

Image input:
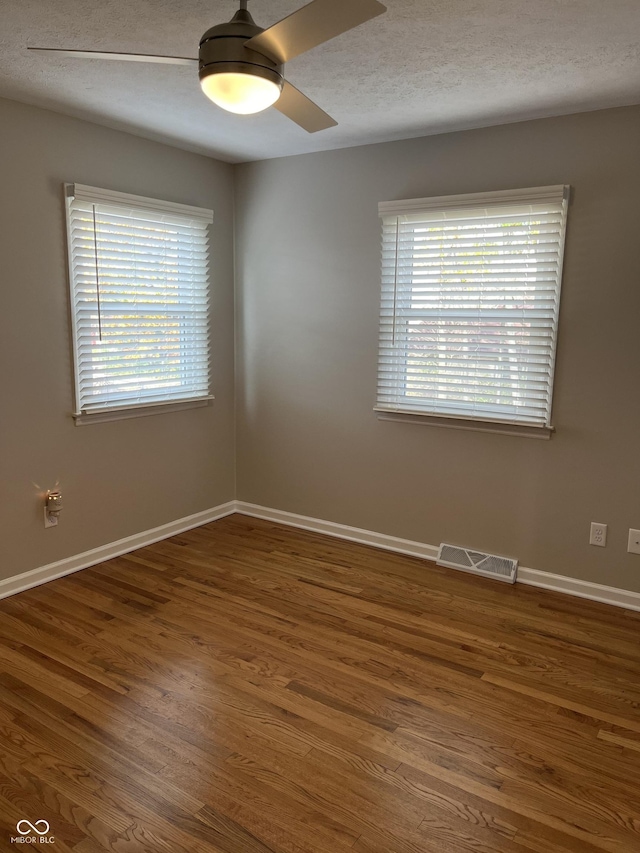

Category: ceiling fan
[29, 0, 387, 133]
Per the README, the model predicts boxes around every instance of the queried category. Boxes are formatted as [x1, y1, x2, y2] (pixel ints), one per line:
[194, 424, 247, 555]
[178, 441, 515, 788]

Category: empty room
[1, 0, 639, 850]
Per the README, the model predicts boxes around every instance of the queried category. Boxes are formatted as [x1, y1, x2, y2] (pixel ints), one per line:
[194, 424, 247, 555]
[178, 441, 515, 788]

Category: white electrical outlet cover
[628, 529, 640, 555]
[589, 522, 607, 547]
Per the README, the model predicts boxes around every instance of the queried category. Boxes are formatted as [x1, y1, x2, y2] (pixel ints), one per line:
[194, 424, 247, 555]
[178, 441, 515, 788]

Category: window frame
[64, 183, 214, 425]
[375, 185, 570, 436]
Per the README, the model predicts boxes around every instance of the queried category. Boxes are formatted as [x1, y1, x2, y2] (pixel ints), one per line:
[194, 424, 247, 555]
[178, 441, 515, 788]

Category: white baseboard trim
[0, 501, 236, 602]
[236, 501, 640, 613]
[235, 501, 440, 562]
[4, 499, 640, 614]
[516, 567, 640, 612]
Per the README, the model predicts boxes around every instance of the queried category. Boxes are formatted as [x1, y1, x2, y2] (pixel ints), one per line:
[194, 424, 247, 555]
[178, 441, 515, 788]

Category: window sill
[73, 397, 213, 426]
[374, 409, 553, 439]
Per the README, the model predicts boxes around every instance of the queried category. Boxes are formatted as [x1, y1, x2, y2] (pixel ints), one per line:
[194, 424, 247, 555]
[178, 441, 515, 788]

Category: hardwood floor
[0, 514, 639, 852]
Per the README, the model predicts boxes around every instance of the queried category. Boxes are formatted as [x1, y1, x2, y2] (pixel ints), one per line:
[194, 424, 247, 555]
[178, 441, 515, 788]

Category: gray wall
[3, 96, 639, 595]
[235, 106, 640, 592]
[0, 98, 236, 580]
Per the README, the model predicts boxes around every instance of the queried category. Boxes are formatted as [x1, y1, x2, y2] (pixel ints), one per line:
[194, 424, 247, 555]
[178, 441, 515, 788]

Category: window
[376, 185, 569, 431]
[65, 184, 213, 422]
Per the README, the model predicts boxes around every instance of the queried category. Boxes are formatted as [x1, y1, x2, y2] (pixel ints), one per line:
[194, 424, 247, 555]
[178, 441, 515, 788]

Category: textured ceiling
[2, 0, 639, 163]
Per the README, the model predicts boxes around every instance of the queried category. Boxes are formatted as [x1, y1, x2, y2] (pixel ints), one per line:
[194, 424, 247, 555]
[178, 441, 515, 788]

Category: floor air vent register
[437, 543, 518, 584]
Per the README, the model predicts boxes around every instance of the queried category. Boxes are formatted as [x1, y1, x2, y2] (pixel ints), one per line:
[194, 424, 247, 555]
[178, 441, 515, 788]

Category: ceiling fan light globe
[200, 71, 282, 115]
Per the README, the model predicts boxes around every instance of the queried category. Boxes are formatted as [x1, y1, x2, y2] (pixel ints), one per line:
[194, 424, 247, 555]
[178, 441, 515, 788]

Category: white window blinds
[377, 185, 569, 429]
[65, 184, 213, 417]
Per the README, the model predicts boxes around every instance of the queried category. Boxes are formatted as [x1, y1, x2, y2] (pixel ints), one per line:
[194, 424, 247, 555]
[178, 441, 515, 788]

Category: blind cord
[92, 204, 103, 342]
[392, 216, 399, 346]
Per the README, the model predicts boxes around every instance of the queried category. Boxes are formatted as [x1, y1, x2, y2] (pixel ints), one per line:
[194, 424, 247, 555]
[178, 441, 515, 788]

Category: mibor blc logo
[10, 820, 55, 844]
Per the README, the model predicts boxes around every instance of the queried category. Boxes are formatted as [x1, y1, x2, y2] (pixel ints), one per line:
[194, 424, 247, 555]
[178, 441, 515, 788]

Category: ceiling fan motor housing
[198, 8, 284, 92]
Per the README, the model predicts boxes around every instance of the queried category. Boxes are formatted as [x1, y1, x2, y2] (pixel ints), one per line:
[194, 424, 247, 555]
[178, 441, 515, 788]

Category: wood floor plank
[482, 672, 640, 733]
[0, 760, 120, 850]
[153, 743, 358, 853]
[0, 514, 639, 851]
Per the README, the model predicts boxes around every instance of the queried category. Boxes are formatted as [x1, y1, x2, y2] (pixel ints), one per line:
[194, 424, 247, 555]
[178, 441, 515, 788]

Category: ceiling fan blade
[245, 0, 386, 64]
[28, 47, 198, 67]
[273, 80, 337, 133]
